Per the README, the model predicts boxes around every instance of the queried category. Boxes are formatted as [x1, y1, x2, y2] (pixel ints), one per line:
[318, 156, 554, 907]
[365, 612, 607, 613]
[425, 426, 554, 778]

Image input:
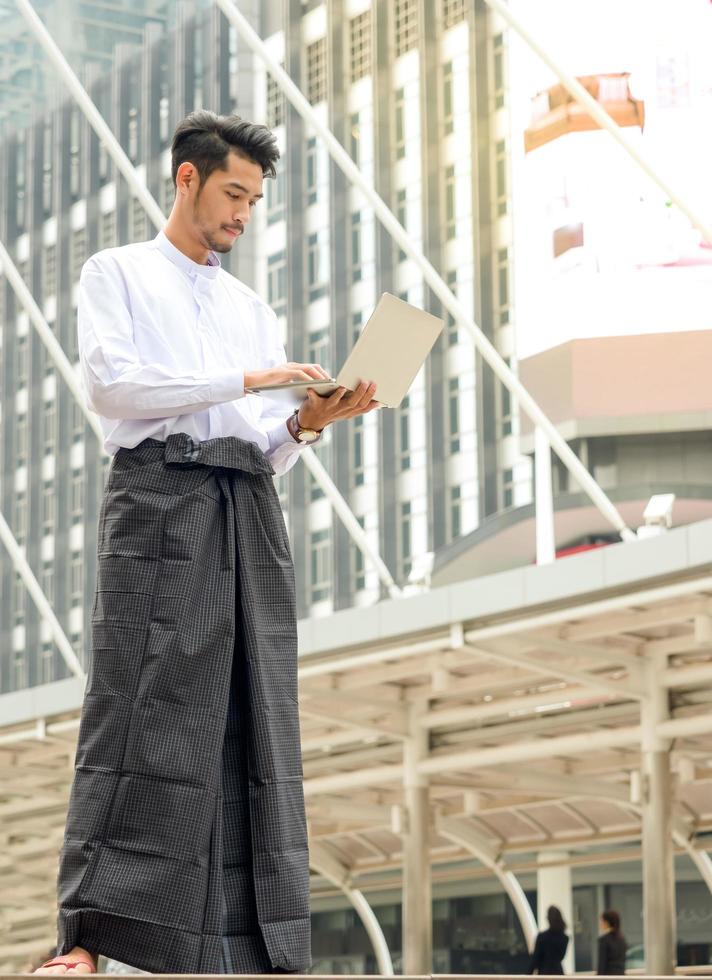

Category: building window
[309, 439, 332, 502]
[128, 106, 139, 161]
[495, 139, 508, 217]
[99, 142, 110, 184]
[350, 10, 371, 82]
[70, 553, 83, 607]
[493, 33, 505, 110]
[163, 176, 175, 212]
[267, 72, 285, 129]
[443, 61, 454, 135]
[448, 376, 460, 453]
[398, 395, 411, 471]
[40, 642, 54, 684]
[352, 515, 366, 591]
[69, 108, 81, 200]
[41, 561, 54, 605]
[350, 112, 361, 165]
[42, 120, 53, 216]
[497, 247, 510, 325]
[306, 136, 318, 205]
[394, 0, 418, 57]
[394, 87, 406, 159]
[351, 211, 362, 281]
[13, 573, 26, 626]
[267, 249, 287, 317]
[100, 210, 116, 250]
[71, 632, 83, 660]
[499, 361, 513, 438]
[267, 167, 285, 224]
[352, 415, 365, 487]
[42, 480, 55, 536]
[13, 650, 27, 689]
[71, 227, 87, 282]
[307, 229, 329, 302]
[445, 270, 458, 345]
[16, 335, 29, 388]
[16, 413, 28, 465]
[159, 96, 170, 145]
[310, 527, 331, 603]
[43, 244, 57, 296]
[399, 500, 412, 578]
[443, 0, 466, 29]
[43, 399, 56, 454]
[130, 197, 148, 242]
[13, 491, 28, 543]
[444, 164, 456, 239]
[307, 38, 327, 105]
[396, 188, 407, 262]
[308, 327, 330, 370]
[502, 467, 514, 509]
[449, 485, 462, 540]
[72, 401, 85, 442]
[71, 469, 84, 525]
[17, 259, 29, 286]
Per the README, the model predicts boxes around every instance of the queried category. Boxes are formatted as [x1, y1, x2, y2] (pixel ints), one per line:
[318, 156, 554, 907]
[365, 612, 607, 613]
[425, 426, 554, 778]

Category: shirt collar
[154, 230, 221, 279]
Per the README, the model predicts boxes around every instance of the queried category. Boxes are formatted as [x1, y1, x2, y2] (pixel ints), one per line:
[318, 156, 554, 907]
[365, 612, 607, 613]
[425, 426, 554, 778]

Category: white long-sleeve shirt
[78, 230, 306, 475]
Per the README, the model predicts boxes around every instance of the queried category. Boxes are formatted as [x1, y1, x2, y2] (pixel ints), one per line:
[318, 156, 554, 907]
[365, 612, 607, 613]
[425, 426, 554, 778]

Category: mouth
[223, 226, 241, 239]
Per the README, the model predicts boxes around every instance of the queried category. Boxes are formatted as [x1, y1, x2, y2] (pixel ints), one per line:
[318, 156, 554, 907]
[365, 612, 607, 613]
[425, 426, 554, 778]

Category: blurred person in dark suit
[597, 909, 627, 975]
[528, 905, 569, 975]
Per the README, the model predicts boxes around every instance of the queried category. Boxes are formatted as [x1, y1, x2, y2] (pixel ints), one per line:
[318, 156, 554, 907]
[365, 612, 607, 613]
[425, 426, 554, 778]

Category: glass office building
[0, 0, 519, 693]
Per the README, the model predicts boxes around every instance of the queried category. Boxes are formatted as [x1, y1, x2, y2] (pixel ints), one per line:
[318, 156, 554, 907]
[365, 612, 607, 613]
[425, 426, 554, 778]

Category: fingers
[328, 382, 377, 420]
[349, 381, 376, 411]
[296, 362, 330, 380]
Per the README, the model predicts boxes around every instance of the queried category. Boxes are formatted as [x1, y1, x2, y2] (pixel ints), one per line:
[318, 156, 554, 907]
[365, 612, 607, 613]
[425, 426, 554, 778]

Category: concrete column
[641, 655, 676, 975]
[402, 708, 431, 974]
[535, 426, 555, 564]
[537, 851, 574, 974]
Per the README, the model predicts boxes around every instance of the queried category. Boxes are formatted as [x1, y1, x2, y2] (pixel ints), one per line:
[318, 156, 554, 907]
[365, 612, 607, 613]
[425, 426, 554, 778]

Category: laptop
[245, 292, 444, 409]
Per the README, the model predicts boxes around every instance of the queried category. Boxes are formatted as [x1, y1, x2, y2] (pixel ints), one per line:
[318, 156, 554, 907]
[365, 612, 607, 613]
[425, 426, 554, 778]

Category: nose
[233, 202, 251, 226]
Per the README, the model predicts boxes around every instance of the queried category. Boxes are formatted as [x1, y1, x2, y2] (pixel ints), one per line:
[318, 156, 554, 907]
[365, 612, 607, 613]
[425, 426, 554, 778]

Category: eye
[227, 191, 240, 200]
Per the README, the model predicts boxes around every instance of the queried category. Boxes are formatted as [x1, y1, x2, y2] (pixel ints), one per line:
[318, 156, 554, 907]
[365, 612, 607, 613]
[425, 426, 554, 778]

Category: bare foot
[33, 947, 97, 974]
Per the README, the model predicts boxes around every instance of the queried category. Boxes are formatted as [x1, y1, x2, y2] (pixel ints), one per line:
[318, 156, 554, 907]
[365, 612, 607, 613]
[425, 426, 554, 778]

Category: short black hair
[171, 110, 280, 188]
[601, 910, 621, 934]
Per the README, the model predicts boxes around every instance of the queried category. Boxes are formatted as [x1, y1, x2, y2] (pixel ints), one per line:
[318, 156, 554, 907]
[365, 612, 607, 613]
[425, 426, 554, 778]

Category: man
[36, 111, 378, 976]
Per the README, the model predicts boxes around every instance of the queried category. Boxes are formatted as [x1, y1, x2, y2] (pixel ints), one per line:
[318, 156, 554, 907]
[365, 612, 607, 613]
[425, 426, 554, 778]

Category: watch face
[298, 429, 318, 443]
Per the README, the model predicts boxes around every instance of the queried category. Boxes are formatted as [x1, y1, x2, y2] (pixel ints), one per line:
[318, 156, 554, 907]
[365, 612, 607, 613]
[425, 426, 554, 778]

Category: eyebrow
[226, 180, 264, 200]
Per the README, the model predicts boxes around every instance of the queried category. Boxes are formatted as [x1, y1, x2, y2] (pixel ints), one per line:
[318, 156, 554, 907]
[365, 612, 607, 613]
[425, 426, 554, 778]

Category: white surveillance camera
[637, 493, 675, 538]
[643, 493, 675, 528]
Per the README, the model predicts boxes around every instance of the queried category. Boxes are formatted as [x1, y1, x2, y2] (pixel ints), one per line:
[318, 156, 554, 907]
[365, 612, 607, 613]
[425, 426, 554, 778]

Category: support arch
[310, 843, 394, 976]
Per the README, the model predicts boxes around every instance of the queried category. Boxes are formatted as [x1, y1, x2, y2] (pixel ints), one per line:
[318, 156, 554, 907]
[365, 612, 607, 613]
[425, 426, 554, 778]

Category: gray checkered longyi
[55, 434, 311, 975]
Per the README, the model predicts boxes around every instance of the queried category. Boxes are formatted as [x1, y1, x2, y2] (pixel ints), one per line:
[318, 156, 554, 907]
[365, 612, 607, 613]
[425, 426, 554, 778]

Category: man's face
[182, 150, 264, 254]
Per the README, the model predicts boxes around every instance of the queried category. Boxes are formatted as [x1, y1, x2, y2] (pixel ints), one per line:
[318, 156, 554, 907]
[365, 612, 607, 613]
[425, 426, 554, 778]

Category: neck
[163, 216, 211, 265]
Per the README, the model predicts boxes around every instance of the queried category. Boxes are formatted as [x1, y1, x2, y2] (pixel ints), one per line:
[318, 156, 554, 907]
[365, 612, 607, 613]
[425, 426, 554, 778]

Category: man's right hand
[244, 362, 332, 389]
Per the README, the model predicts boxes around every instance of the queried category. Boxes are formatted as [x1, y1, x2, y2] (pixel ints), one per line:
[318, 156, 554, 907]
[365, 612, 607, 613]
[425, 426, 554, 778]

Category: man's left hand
[297, 381, 380, 431]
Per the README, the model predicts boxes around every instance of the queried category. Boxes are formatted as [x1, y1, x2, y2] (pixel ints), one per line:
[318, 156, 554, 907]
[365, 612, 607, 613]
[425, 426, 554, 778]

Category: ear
[175, 162, 197, 196]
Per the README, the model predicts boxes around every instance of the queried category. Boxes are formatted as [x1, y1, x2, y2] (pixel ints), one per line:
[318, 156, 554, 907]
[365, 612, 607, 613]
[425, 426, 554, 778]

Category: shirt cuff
[268, 419, 306, 456]
[209, 367, 245, 403]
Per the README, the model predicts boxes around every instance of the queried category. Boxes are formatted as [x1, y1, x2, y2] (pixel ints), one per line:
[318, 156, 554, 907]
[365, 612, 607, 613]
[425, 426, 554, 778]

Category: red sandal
[35, 954, 96, 974]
